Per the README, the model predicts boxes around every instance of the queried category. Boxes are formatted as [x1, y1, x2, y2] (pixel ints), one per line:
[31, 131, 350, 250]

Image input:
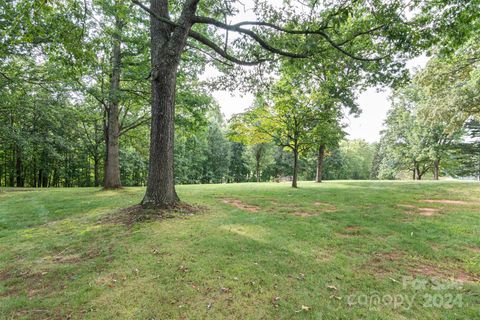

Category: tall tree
[133, 0, 417, 207]
[104, 1, 124, 188]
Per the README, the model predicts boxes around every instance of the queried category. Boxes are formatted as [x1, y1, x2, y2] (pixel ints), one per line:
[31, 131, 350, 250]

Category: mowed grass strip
[0, 181, 479, 319]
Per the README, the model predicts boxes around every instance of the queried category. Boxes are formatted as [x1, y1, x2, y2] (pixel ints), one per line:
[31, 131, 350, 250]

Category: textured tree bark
[292, 149, 298, 188]
[433, 159, 440, 180]
[141, 0, 198, 208]
[315, 144, 325, 183]
[103, 14, 123, 189]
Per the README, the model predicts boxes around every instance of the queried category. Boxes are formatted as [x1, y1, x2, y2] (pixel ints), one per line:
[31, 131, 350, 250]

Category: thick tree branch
[131, 0, 179, 28]
[188, 30, 266, 66]
[193, 16, 385, 61]
[119, 115, 151, 136]
[134, 0, 385, 64]
[192, 16, 312, 59]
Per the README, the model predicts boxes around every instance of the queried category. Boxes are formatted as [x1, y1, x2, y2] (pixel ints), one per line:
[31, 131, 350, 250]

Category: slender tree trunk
[315, 144, 325, 183]
[103, 13, 123, 189]
[94, 153, 100, 187]
[3, 150, 6, 187]
[15, 146, 24, 187]
[255, 153, 261, 182]
[413, 161, 421, 180]
[415, 165, 422, 180]
[478, 158, 480, 181]
[9, 147, 14, 187]
[38, 169, 43, 188]
[33, 157, 37, 187]
[42, 172, 48, 187]
[433, 159, 440, 180]
[292, 149, 298, 188]
[103, 109, 108, 185]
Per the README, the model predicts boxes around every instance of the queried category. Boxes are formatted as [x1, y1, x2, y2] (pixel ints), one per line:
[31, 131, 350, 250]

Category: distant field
[0, 181, 479, 319]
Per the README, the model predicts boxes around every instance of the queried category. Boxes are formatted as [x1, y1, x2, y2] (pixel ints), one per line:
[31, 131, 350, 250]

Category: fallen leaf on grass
[271, 296, 280, 307]
[178, 265, 189, 273]
[220, 287, 231, 293]
[389, 277, 399, 283]
[295, 305, 311, 312]
[296, 273, 305, 281]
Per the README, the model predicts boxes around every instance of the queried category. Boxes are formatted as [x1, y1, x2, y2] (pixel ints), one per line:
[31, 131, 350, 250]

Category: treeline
[369, 28, 480, 181]
[1, 0, 478, 192]
[0, 90, 375, 188]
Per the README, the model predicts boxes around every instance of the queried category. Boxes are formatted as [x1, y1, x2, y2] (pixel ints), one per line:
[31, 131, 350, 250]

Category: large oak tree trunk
[315, 144, 325, 183]
[433, 159, 440, 180]
[142, 60, 179, 207]
[103, 14, 123, 189]
[142, 0, 196, 208]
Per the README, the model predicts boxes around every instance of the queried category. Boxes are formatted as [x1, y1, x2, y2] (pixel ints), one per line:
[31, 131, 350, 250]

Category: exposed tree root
[102, 202, 203, 227]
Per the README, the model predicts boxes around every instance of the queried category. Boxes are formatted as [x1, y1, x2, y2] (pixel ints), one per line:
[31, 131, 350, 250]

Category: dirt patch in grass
[467, 246, 480, 254]
[416, 208, 440, 216]
[345, 226, 362, 231]
[103, 203, 202, 227]
[362, 251, 407, 276]
[313, 201, 337, 212]
[398, 204, 440, 216]
[411, 264, 479, 283]
[0, 269, 12, 281]
[13, 308, 72, 320]
[42, 247, 106, 265]
[289, 202, 336, 216]
[221, 198, 260, 212]
[421, 199, 469, 205]
[292, 211, 316, 217]
[0, 269, 63, 299]
[364, 251, 479, 283]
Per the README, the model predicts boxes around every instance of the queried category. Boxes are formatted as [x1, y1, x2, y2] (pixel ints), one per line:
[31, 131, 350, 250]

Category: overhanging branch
[193, 16, 386, 61]
[188, 30, 266, 66]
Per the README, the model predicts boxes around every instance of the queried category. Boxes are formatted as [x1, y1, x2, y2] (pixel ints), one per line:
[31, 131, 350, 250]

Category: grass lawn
[0, 181, 479, 319]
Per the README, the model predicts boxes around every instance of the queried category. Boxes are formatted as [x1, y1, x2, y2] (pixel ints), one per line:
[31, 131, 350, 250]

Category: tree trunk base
[141, 195, 180, 210]
[105, 202, 201, 227]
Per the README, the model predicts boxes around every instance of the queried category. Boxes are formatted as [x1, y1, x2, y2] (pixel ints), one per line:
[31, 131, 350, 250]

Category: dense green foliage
[1, 0, 479, 189]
